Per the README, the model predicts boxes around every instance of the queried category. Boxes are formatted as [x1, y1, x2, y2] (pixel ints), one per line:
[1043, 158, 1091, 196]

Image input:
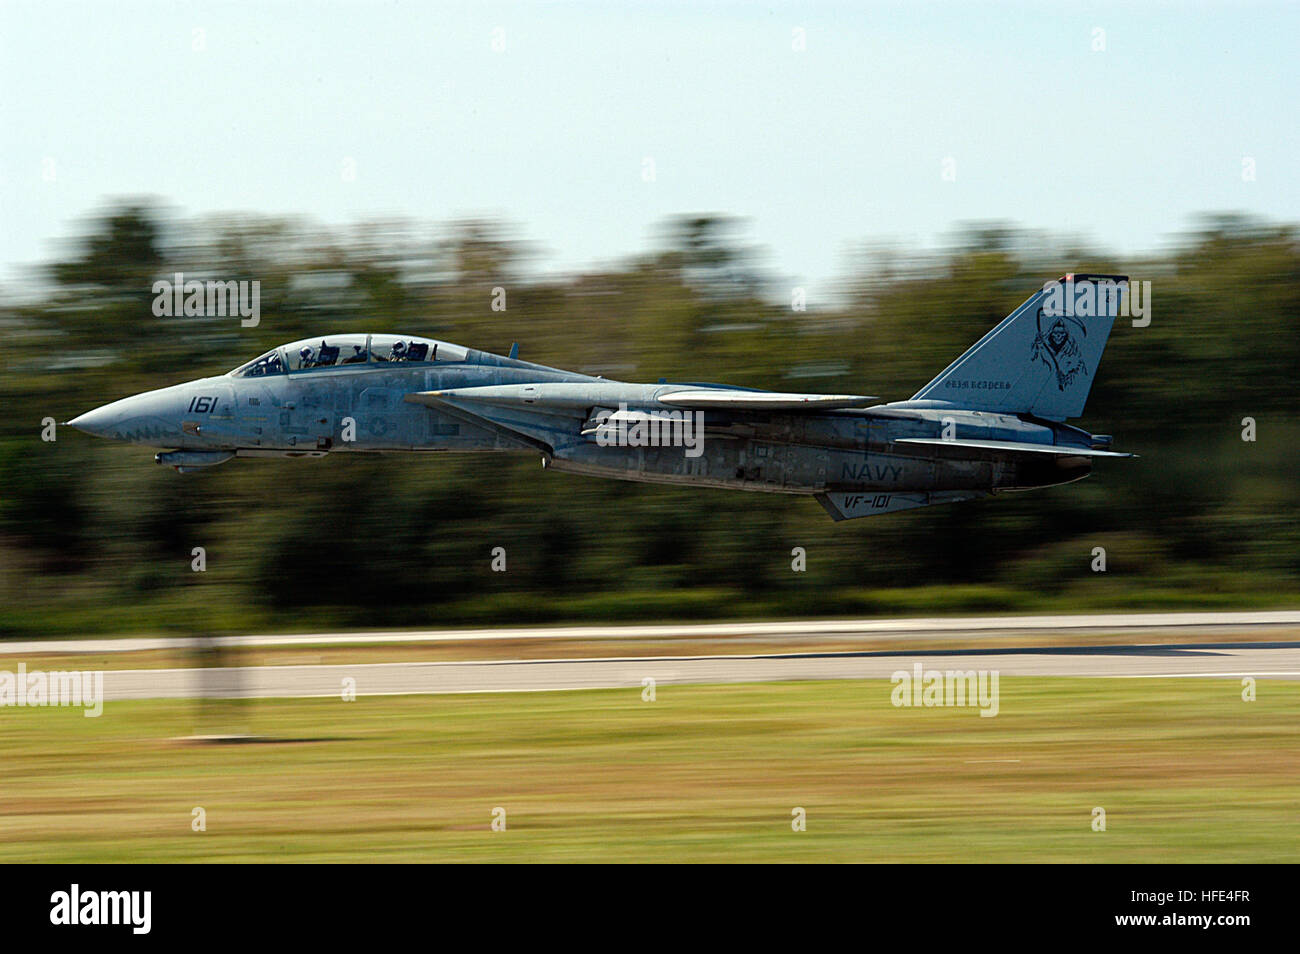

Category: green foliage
[1, 204, 1297, 636]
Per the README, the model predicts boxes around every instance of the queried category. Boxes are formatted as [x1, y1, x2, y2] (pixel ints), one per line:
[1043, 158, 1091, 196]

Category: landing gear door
[284, 381, 337, 450]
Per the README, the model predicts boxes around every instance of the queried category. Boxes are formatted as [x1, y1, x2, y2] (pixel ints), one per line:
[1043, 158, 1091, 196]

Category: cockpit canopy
[230, 334, 467, 377]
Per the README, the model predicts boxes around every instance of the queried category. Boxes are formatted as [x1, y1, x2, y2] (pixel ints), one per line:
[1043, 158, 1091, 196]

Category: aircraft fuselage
[66, 275, 1133, 520]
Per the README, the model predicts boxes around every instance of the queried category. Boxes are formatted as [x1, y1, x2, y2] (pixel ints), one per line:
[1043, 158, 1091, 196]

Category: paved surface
[4, 610, 1299, 655]
[88, 643, 1300, 700]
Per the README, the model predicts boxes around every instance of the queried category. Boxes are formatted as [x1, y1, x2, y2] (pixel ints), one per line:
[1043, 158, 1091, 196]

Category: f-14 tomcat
[67, 274, 1133, 520]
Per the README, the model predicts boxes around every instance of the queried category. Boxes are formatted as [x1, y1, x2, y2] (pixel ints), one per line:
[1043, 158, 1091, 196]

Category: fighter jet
[66, 274, 1133, 520]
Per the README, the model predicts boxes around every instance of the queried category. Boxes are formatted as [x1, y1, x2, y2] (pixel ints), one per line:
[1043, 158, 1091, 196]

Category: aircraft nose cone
[66, 405, 118, 437]
[64, 386, 196, 444]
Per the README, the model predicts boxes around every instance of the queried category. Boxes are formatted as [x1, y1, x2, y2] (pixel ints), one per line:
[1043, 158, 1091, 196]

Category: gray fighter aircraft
[66, 273, 1133, 520]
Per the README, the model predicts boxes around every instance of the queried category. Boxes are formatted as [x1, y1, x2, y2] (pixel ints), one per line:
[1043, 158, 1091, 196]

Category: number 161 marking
[187, 396, 217, 413]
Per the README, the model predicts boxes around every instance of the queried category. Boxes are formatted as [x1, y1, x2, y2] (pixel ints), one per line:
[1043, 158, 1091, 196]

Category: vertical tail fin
[910, 274, 1127, 420]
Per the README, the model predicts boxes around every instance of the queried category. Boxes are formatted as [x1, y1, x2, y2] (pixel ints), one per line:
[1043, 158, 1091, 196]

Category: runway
[4, 609, 1299, 655]
[92, 642, 1300, 700]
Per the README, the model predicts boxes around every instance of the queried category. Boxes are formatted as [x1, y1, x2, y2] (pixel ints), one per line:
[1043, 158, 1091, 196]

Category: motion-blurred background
[4, 207, 1297, 637]
[2, 3, 1298, 638]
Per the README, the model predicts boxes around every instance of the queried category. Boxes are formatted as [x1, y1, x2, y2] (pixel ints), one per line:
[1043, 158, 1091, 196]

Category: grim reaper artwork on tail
[1031, 307, 1088, 391]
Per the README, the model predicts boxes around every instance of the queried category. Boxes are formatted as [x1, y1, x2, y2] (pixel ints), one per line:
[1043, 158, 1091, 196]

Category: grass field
[2, 678, 1297, 862]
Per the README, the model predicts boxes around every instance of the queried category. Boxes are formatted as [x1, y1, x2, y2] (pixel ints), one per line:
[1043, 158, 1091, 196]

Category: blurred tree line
[1, 202, 1297, 637]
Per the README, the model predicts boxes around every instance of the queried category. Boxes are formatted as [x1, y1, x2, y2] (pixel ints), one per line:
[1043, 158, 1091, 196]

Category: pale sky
[2, 0, 1297, 301]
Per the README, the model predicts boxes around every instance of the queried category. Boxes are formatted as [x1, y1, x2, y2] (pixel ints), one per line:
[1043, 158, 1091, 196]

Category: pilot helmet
[391, 340, 407, 356]
[299, 346, 315, 363]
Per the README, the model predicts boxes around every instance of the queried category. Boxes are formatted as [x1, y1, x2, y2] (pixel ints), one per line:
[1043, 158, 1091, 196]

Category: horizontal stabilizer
[894, 438, 1134, 458]
[816, 490, 987, 521]
[657, 389, 878, 411]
